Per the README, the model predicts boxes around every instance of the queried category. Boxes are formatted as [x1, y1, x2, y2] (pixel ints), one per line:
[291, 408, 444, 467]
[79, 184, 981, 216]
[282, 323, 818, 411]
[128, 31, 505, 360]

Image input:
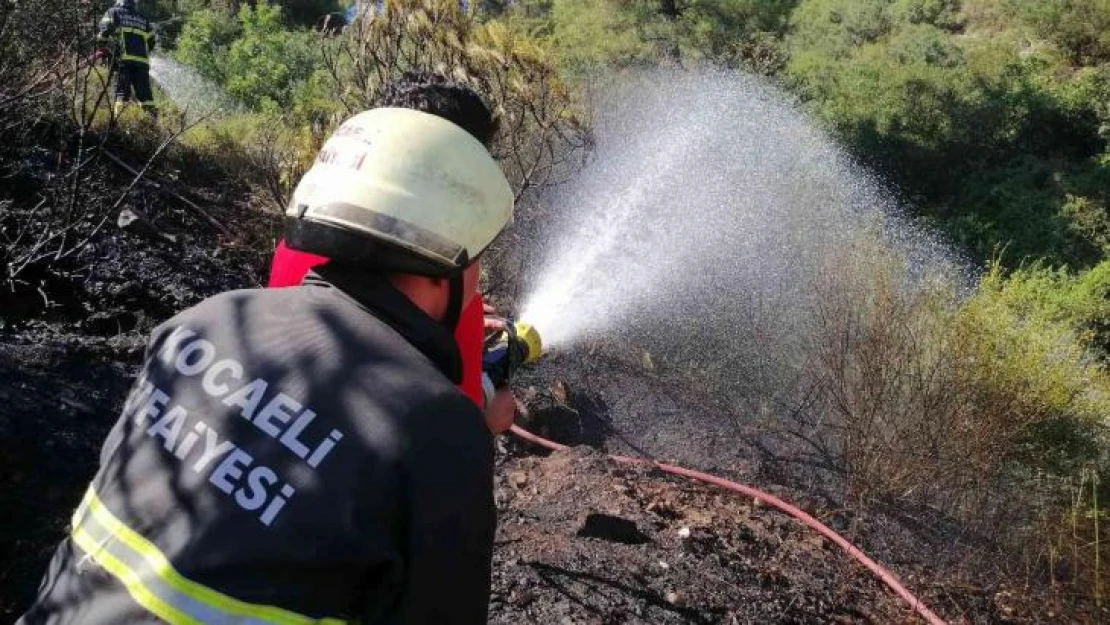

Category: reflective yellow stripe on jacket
[71, 487, 349, 625]
[117, 26, 152, 64]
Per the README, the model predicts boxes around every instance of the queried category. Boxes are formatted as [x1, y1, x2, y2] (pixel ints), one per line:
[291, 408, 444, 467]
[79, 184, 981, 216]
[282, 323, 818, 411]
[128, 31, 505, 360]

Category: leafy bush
[785, 2, 1109, 267]
[326, 0, 589, 199]
[980, 260, 1110, 359]
[787, 0, 895, 57]
[174, 8, 243, 85]
[223, 1, 321, 111]
[890, 0, 962, 29]
[175, 2, 323, 112]
[505, 0, 793, 72]
[788, 247, 1110, 554]
[667, 0, 794, 71]
[545, 0, 657, 73]
[1009, 0, 1110, 66]
[952, 263, 1109, 477]
[952, 154, 1109, 266]
[172, 112, 309, 209]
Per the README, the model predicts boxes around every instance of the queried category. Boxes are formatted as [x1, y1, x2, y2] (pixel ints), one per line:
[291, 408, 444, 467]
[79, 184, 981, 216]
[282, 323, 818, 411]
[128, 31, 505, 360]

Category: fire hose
[508, 424, 946, 625]
[487, 320, 944, 623]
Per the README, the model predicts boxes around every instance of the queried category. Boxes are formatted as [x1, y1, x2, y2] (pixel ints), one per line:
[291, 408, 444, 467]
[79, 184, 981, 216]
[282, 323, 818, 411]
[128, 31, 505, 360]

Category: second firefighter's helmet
[284, 107, 513, 277]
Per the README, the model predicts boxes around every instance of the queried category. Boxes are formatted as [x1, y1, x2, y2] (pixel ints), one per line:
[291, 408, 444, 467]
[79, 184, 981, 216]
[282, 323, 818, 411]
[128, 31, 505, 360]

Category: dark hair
[376, 72, 499, 147]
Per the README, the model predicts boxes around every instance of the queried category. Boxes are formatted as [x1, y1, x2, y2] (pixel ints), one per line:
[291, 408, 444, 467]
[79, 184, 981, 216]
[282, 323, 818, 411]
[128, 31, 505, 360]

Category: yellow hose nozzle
[514, 322, 543, 364]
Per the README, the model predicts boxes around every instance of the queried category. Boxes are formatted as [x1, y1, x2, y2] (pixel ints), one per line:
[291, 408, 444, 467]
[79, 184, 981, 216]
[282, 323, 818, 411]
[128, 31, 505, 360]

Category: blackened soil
[503, 360, 1106, 624]
[491, 448, 912, 624]
[1, 165, 275, 617]
[0, 333, 1101, 623]
[0, 193, 1101, 621]
[0, 337, 139, 615]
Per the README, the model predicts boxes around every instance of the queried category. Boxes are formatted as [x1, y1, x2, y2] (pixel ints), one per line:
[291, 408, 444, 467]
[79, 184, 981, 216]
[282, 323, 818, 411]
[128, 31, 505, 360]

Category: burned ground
[0, 143, 273, 615]
[0, 169, 1102, 623]
[491, 448, 911, 624]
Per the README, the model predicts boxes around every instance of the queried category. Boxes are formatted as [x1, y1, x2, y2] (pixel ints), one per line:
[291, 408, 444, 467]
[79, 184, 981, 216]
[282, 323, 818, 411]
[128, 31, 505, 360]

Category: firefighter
[19, 77, 511, 624]
[97, 0, 157, 117]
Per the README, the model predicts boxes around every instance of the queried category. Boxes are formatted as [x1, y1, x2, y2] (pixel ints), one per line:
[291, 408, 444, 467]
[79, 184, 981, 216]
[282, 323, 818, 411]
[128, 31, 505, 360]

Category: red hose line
[509, 424, 946, 625]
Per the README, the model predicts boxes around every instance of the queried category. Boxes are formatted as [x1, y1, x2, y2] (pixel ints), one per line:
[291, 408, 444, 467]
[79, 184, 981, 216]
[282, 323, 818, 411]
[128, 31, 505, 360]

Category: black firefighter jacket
[19, 266, 496, 625]
[98, 4, 155, 65]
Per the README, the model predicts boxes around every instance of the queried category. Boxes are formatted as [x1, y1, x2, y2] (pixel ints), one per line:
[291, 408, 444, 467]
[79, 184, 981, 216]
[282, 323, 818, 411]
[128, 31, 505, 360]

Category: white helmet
[285, 107, 513, 278]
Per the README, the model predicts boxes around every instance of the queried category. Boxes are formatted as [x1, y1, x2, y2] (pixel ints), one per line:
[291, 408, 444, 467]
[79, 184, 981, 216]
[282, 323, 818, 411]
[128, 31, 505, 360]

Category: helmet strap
[442, 269, 464, 332]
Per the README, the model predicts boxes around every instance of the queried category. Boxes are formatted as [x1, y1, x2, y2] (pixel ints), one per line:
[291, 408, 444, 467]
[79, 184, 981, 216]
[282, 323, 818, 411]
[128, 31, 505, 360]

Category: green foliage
[174, 8, 243, 84]
[890, 0, 961, 29]
[224, 1, 320, 111]
[175, 2, 324, 113]
[956, 261, 1110, 473]
[289, 67, 346, 126]
[556, 0, 657, 71]
[784, 1, 1109, 267]
[1008, 0, 1110, 65]
[979, 260, 1110, 359]
[502, 0, 1110, 267]
[509, 0, 656, 73]
[506, 0, 793, 73]
[667, 0, 795, 71]
[787, 0, 894, 58]
[952, 153, 1110, 266]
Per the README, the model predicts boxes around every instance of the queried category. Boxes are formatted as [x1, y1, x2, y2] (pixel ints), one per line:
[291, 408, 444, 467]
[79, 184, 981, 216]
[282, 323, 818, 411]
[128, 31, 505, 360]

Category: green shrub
[954, 262, 1110, 477]
[787, 0, 895, 58]
[506, 0, 792, 72]
[890, 0, 962, 28]
[785, 6, 1108, 266]
[667, 0, 794, 71]
[174, 2, 324, 113]
[1008, 0, 1110, 66]
[795, 245, 1110, 527]
[224, 2, 321, 112]
[171, 112, 309, 209]
[545, 0, 657, 73]
[174, 8, 243, 85]
[980, 260, 1110, 358]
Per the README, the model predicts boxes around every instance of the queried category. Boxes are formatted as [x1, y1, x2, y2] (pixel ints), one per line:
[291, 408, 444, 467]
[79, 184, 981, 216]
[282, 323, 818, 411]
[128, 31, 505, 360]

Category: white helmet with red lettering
[284, 107, 513, 278]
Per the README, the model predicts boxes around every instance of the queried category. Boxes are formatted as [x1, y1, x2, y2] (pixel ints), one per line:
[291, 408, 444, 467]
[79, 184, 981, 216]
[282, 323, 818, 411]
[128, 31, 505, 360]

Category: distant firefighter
[97, 0, 157, 118]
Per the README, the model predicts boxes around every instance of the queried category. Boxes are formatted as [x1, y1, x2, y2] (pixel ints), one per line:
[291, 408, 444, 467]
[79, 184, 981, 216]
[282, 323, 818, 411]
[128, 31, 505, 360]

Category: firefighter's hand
[485, 388, 521, 436]
[483, 302, 506, 335]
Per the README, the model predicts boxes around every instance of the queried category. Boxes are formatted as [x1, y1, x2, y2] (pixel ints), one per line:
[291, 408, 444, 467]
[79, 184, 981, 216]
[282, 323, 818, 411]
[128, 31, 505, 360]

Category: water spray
[516, 70, 966, 419]
[148, 56, 243, 123]
[502, 70, 961, 622]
